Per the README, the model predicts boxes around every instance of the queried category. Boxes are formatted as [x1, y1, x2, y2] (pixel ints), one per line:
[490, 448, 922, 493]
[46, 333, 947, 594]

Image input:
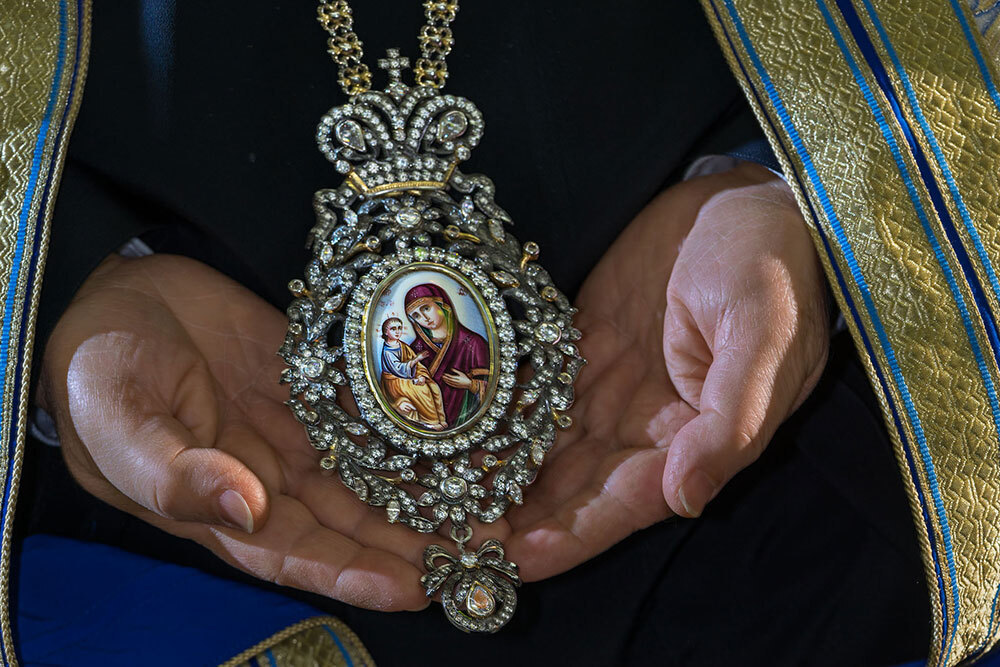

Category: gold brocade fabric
[0, 0, 89, 663]
[702, 0, 1000, 664]
[221, 617, 376, 667]
[969, 1, 1000, 69]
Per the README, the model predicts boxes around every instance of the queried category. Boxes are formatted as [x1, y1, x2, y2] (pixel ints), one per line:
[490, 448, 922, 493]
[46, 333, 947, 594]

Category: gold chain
[317, 0, 459, 96]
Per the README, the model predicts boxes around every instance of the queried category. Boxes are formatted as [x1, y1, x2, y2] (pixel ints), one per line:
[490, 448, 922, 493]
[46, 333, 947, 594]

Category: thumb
[64, 334, 269, 533]
[662, 335, 796, 518]
[116, 416, 270, 533]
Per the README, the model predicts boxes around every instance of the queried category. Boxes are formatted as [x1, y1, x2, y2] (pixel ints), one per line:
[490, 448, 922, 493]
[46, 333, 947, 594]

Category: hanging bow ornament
[421, 538, 522, 632]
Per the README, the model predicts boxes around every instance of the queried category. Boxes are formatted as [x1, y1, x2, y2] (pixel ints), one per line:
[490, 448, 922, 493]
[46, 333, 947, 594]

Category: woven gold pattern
[968, 1, 1000, 69]
[0, 0, 89, 663]
[703, 0, 1000, 664]
[222, 616, 375, 667]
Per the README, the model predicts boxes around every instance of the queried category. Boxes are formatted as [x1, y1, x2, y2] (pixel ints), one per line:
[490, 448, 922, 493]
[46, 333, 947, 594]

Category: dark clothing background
[20, 2, 931, 665]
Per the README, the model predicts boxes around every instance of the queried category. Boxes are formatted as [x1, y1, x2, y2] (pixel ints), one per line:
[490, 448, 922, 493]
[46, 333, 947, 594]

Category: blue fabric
[15, 535, 325, 666]
[140, 0, 175, 132]
[726, 138, 781, 174]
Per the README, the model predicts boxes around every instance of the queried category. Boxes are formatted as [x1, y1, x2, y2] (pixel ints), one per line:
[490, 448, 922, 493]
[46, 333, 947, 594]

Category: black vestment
[21, 3, 931, 664]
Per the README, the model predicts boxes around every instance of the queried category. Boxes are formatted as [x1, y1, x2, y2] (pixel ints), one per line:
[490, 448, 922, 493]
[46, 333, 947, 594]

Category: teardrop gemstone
[437, 110, 468, 141]
[466, 581, 496, 618]
[336, 120, 366, 151]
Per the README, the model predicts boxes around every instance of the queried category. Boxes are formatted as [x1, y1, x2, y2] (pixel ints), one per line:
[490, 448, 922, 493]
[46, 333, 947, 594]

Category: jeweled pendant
[280, 50, 584, 633]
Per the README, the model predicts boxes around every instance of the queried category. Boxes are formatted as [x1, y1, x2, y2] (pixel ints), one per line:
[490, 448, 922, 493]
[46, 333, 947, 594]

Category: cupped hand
[38, 161, 829, 607]
[661, 164, 829, 517]
[500, 162, 829, 580]
[39, 254, 437, 612]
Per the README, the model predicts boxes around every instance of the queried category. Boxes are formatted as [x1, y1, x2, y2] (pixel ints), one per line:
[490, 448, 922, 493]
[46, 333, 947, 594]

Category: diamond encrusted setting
[282, 47, 583, 634]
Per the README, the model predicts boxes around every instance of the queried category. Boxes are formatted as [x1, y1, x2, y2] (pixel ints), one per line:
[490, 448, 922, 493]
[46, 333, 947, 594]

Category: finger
[66, 334, 269, 532]
[101, 414, 269, 533]
[295, 470, 439, 569]
[661, 337, 793, 518]
[506, 447, 671, 581]
[197, 495, 430, 611]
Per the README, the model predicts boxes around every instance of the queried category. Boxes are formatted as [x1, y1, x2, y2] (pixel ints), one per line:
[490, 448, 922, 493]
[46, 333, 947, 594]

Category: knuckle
[733, 427, 765, 462]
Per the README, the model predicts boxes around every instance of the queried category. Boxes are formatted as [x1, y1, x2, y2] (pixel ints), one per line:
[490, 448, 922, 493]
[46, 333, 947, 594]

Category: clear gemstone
[386, 500, 400, 523]
[460, 552, 478, 568]
[301, 358, 325, 378]
[440, 475, 468, 500]
[535, 322, 562, 344]
[437, 111, 468, 141]
[531, 443, 546, 465]
[466, 582, 496, 618]
[344, 423, 368, 436]
[336, 120, 366, 151]
[396, 207, 421, 228]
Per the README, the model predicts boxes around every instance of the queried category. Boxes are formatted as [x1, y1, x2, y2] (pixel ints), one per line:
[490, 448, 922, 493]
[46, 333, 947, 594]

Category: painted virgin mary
[404, 283, 491, 429]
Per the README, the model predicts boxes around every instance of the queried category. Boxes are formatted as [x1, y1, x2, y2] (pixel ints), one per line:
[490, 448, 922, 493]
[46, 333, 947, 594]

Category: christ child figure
[379, 317, 448, 430]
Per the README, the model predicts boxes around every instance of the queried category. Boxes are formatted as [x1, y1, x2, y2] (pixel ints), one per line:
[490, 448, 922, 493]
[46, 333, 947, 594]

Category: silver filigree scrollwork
[282, 50, 583, 632]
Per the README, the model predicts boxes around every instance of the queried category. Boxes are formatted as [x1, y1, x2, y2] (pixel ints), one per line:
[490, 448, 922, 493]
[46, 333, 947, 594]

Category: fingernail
[219, 489, 254, 533]
[678, 469, 719, 518]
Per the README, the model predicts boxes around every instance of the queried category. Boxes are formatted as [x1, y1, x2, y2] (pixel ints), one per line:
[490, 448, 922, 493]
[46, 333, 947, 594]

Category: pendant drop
[421, 539, 520, 632]
[281, 49, 584, 633]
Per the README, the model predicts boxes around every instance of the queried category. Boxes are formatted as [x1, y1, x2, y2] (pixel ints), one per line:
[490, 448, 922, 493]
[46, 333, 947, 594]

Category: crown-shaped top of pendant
[317, 49, 483, 190]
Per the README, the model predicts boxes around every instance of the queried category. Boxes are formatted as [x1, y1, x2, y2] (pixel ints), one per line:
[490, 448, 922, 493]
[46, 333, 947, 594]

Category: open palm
[504, 164, 828, 580]
[41, 253, 441, 612]
[40, 164, 826, 608]
[501, 172, 735, 579]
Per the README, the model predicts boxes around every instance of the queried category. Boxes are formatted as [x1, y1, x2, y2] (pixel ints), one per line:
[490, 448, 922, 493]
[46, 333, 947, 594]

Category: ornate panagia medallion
[280, 50, 584, 633]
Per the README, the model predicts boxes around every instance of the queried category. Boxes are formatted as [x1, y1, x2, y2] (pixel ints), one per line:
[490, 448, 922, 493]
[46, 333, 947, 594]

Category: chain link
[317, 0, 459, 96]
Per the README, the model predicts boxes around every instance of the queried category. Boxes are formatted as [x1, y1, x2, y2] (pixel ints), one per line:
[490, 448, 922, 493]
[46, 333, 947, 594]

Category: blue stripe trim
[855, 0, 1000, 366]
[323, 625, 355, 667]
[949, 0, 1000, 116]
[713, 0, 952, 662]
[854, 0, 1000, 395]
[6, 6, 67, 376]
[944, 1, 1000, 653]
[707, 11, 948, 662]
[849, 1, 1000, 655]
[826, 3, 978, 661]
[2, 2, 71, 661]
[265, 648, 277, 667]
